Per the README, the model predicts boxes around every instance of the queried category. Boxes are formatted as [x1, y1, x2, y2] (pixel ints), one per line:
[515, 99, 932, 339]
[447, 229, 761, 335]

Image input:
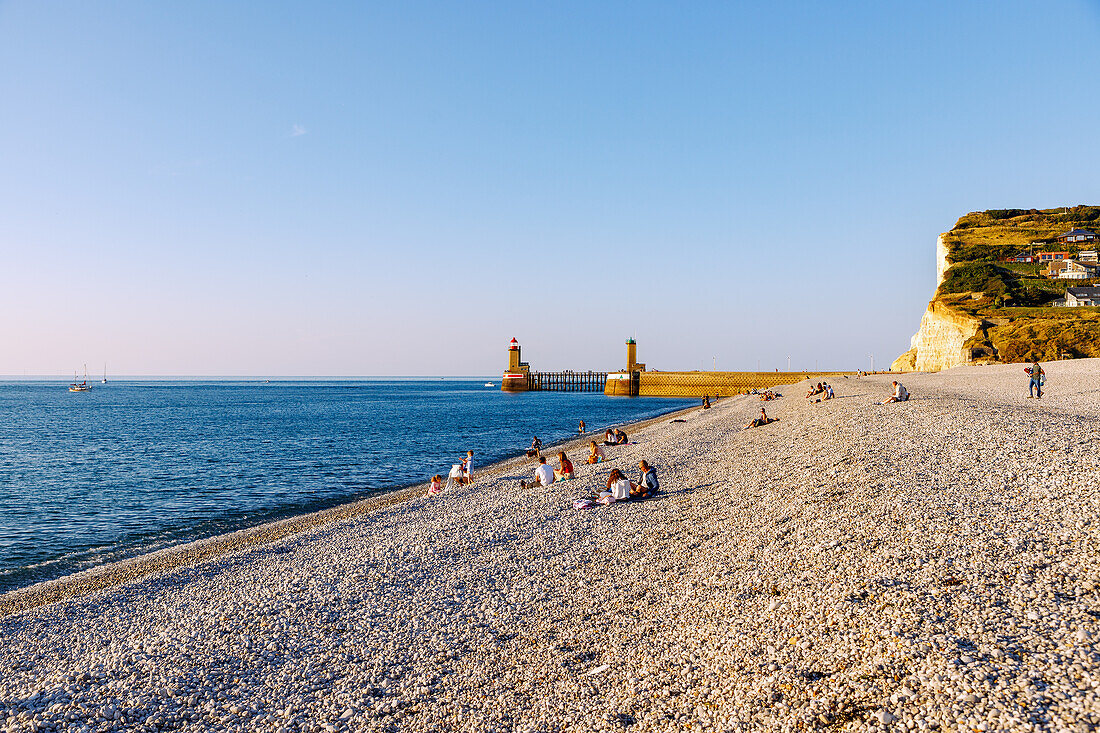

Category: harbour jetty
[501, 336, 854, 396]
[3, 360, 1100, 730]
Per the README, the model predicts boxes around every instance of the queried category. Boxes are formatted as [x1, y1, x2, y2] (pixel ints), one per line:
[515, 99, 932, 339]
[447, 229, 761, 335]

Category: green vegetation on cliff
[935, 206, 1100, 363]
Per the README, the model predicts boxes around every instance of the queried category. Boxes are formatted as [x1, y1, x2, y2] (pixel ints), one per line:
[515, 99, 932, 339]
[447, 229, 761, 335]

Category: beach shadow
[640, 480, 720, 502]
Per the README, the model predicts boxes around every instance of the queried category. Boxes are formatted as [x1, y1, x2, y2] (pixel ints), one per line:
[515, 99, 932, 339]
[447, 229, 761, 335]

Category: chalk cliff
[892, 234, 983, 372]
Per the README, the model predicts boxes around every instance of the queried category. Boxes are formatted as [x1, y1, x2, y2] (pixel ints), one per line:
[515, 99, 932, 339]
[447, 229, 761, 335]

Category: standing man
[1027, 361, 1045, 399]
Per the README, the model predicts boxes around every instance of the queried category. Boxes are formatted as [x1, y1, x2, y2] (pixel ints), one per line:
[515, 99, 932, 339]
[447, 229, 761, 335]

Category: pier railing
[526, 371, 608, 392]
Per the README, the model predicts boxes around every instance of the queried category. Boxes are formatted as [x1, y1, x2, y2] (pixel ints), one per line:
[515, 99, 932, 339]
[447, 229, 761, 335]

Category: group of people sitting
[572, 461, 660, 508]
[521, 451, 576, 488]
[521, 449, 660, 507]
[428, 450, 476, 496]
[754, 389, 780, 401]
[805, 382, 834, 402]
[602, 428, 628, 445]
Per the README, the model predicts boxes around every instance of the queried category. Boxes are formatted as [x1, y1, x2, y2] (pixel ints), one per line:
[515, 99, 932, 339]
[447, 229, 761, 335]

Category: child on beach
[554, 451, 575, 481]
[427, 475, 444, 496]
[587, 441, 605, 464]
[461, 450, 474, 484]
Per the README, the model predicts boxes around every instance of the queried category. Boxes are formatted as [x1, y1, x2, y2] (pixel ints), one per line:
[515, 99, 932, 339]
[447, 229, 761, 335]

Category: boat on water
[69, 365, 92, 392]
[484, 382, 494, 387]
[101, 364, 108, 384]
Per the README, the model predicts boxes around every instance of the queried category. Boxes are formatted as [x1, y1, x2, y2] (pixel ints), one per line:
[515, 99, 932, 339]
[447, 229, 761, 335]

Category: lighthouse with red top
[501, 338, 531, 391]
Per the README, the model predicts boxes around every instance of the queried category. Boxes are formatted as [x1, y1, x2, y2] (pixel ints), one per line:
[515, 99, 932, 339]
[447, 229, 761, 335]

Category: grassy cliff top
[946, 206, 1100, 263]
[931, 206, 1100, 363]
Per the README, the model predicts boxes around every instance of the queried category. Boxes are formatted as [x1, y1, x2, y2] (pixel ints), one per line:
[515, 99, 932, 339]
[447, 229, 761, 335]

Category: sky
[2, 1, 1099, 376]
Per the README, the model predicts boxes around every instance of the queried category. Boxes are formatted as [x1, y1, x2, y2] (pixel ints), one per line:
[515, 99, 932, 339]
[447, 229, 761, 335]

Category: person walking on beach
[1026, 361, 1045, 399]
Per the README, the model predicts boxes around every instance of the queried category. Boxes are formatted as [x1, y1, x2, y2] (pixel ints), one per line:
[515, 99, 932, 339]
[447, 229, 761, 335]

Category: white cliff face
[935, 233, 950, 287]
[893, 233, 983, 372]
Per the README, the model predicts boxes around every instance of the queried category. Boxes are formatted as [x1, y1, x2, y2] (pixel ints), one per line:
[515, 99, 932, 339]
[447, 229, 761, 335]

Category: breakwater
[502, 337, 854, 397]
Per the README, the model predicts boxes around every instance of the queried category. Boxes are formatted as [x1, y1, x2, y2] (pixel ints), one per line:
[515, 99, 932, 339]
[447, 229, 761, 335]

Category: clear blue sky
[2, 1, 1099, 376]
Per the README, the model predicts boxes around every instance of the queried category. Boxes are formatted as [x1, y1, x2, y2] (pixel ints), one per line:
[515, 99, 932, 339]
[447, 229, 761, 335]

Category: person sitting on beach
[613, 429, 628, 445]
[446, 463, 464, 491]
[522, 456, 555, 488]
[587, 440, 606, 464]
[744, 407, 774, 429]
[630, 460, 659, 499]
[823, 383, 834, 400]
[526, 436, 543, 458]
[427, 474, 444, 496]
[884, 380, 909, 404]
[461, 450, 474, 484]
[600, 468, 632, 502]
[578, 419, 586, 434]
[702, 395, 711, 409]
[554, 451, 575, 481]
[1026, 361, 1045, 399]
[603, 429, 616, 446]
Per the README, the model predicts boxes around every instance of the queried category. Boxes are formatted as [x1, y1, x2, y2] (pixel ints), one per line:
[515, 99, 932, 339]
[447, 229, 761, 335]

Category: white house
[1047, 260, 1100, 280]
[1065, 287, 1100, 307]
[1079, 250, 1098, 262]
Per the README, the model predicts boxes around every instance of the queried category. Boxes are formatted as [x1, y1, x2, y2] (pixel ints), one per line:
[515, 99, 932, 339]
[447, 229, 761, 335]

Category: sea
[0, 379, 693, 593]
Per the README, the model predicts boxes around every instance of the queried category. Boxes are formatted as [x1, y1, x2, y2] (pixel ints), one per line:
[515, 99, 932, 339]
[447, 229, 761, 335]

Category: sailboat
[102, 364, 108, 384]
[69, 364, 91, 392]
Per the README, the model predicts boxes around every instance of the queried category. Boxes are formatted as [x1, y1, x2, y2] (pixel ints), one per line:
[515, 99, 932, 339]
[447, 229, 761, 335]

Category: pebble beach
[3, 361, 1100, 732]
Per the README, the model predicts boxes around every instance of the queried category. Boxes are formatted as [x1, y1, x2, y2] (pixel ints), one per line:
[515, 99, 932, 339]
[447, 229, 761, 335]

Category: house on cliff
[1045, 259, 1100, 279]
[1063, 287, 1100, 307]
[1057, 228, 1098, 244]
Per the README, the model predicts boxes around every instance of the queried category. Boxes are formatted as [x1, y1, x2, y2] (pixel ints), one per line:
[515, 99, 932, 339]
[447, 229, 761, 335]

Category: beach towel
[572, 499, 595, 510]
[596, 495, 616, 505]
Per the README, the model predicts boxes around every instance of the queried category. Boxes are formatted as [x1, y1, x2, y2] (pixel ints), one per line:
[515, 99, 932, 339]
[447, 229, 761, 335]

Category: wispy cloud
[290, 124, 307, 137]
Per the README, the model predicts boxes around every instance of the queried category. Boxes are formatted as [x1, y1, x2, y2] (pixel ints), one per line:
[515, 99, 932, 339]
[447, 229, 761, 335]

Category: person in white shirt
[446, 463, 464, 491]
[600, 468, 632, 502]
[523, 456, 555, 488]
[885, 381, 909, 403]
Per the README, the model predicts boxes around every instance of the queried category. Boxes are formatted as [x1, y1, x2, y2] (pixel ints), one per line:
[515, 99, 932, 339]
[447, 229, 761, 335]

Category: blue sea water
[0, 379, 692, 593]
